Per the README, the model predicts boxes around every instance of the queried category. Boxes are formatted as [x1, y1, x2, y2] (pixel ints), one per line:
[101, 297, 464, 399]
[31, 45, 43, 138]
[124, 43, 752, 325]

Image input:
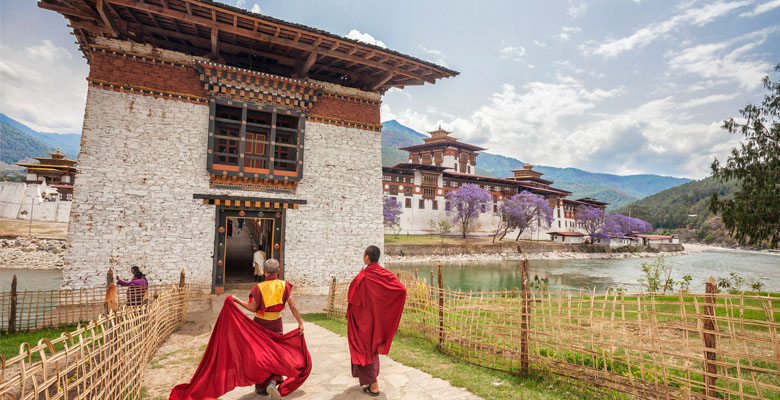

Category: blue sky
[1, 0, 778, 178]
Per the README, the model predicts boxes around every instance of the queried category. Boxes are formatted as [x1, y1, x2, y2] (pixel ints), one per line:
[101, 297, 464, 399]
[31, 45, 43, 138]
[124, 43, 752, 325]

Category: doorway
[213, 208, 285, 291]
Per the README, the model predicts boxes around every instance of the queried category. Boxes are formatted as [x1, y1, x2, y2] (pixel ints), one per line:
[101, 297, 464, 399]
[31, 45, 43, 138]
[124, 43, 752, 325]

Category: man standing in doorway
[253, 248, 266, 282]
[346, 245, 407, 397]
[234, 258, 304, 399]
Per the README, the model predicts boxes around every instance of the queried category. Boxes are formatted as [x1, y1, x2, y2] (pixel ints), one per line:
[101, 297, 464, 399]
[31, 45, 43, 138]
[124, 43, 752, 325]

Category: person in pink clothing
[117, 266, 148, 306]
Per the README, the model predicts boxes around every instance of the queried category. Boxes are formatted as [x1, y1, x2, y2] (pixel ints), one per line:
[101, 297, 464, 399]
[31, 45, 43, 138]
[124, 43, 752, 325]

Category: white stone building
[382, 128, 608, 238]
[41, 0, 456, 292]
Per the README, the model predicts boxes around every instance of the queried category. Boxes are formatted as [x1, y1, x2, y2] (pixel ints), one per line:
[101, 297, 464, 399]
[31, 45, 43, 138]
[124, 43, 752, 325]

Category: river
[393, 250, 780, 292]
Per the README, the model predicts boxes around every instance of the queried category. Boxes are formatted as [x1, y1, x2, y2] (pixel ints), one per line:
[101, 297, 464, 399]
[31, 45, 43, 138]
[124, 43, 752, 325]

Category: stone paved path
[221, 321, 482, 400]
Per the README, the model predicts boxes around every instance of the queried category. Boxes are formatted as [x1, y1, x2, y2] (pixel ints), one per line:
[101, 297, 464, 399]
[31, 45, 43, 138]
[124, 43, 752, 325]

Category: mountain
[0, 121, 53, 164]
[0, 114, 81, 159]
[615, 176, 740, 229]
[381, 120, 691, 209]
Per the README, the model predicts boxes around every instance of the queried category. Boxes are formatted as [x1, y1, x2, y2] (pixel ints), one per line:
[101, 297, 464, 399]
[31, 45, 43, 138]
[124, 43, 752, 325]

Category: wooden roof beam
[105, 0, 437, 81]
[368, 71, 394, 91]
[210, 26, 219, 60]
[38, 1, 98, 21]
[294, 50, 318, 79]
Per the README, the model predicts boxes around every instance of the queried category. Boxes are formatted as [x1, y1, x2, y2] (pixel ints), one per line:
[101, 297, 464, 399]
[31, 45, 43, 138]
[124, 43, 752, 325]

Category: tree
[576, 206, 607, 243]
[607, 214, 652, 235]
[429, 219, 452, 244]
[506, 191, 554, 241]
[446, 184, 491, 238]
[710, 64, 780, 249]
[383, 196, 403, 237]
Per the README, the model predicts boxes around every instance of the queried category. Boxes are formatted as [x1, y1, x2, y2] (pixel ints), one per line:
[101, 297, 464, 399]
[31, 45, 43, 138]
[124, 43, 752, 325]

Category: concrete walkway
[221, 321, 482, 400]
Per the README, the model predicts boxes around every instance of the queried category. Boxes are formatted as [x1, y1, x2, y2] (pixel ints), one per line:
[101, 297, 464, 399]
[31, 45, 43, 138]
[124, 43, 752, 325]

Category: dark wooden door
[213, 207, 285, 292]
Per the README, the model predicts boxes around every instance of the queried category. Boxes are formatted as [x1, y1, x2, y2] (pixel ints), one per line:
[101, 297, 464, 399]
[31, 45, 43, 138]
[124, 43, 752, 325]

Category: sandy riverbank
[0, 237, 66, 270]
[386, 249, 692, 264]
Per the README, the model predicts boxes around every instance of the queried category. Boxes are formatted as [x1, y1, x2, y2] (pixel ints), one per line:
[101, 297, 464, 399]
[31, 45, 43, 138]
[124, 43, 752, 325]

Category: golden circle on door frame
[218, 227, 225, 233]
[238, 210, 246, 217]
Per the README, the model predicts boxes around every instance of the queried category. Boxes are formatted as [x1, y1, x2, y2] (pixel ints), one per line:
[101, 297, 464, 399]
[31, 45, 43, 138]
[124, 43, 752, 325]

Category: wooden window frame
[405, 198, 412, 208]
[419, 199, 425, 209]
[208, 98, 305, 182]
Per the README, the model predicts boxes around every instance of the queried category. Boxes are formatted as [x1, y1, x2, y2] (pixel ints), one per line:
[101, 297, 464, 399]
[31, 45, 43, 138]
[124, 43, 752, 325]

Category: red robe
[169, 296, 311, 400]
[346, 263, 407, 366]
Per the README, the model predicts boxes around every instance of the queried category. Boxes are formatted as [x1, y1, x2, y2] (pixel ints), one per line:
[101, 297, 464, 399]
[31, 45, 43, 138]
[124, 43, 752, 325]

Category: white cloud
[419, 45, 447, 67]
[250, 4, 261, 13]
[235, 0, 246, 8]
[385, 77, 741, 177]
[533, 40, 547, 47]
[554, 26, 581, 41]
[680, 94, 738, 108]
[499, 45, 526, 60]
[568, 0, 588, 18]
[667, 26, 779, 90]
[0, 41, 88, 133]
[346, 29, 387, 48]
[739, 0, 780, 16]
[591, 1, 750, 57]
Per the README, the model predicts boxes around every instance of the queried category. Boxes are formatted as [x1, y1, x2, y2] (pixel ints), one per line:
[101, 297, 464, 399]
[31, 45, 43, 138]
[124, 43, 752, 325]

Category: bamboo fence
[326, 263, 780, 400]
[0, 277, 211, 333]
[0, 284, 193, 400]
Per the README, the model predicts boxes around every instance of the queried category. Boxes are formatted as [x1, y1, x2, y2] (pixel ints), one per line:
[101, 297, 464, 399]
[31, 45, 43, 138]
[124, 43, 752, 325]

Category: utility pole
[28, 196, 34, 238]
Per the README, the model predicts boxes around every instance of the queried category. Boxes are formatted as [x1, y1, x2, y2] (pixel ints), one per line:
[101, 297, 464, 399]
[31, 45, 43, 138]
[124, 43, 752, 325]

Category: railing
[327, 263, 780, 400]
[0, 284, 196, 400]
[0, 278, 212, 332]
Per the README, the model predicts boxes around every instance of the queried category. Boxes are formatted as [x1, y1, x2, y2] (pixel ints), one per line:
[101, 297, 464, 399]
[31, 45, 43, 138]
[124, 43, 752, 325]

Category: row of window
[209, 99, 304, 181]
[383, 175, 412, 183]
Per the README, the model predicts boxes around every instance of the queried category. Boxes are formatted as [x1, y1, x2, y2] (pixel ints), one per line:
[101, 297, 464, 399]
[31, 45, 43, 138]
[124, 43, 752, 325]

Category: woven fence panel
[0, 285, 191, 400]
[327, 274, 780, 400]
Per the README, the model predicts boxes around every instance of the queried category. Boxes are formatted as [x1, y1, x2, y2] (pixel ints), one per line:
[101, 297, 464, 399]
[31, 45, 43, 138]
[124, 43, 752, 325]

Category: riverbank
[385, 240, 686, 264]
[0, 237, 66, 270]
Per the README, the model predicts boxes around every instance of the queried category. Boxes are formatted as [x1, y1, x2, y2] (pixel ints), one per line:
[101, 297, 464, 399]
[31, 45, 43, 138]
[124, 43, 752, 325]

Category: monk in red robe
[347, 245, 407, 397]
[234, 258, 304, 399]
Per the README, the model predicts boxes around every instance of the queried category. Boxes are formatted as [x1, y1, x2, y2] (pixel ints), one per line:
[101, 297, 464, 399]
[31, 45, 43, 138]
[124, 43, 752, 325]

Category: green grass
[303, 313, 608, 400]
[384, 234, 466, 245]
[0, 324, 79, 362]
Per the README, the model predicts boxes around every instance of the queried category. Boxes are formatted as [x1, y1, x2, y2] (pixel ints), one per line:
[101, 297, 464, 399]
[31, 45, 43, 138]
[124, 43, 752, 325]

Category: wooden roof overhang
[509, 176, 554, 185]
[38, 0, 459, 92]
[399, 141, 487, 152]
[390, 163, 450, 173]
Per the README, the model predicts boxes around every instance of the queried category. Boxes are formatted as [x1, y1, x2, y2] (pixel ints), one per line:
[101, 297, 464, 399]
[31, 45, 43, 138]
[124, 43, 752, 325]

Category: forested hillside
[616, 176, 739, 229]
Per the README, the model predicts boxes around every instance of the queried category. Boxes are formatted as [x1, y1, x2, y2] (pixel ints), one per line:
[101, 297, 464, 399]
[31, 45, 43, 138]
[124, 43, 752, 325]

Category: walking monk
[170, 258, 309, 400]
[347, 245, 407, 397]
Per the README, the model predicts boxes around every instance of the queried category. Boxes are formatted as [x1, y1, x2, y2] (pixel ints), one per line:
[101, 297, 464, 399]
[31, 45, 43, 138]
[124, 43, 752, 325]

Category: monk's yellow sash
[256, 279, 286, 320]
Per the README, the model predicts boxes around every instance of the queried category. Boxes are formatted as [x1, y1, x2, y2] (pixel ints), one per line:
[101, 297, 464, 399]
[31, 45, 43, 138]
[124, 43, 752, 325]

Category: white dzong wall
[67, 86, 383, 292]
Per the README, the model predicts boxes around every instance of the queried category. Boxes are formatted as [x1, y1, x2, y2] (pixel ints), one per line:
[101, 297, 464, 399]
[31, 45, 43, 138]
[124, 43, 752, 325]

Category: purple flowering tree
[383, 196, 403, 236]
[446, 184, 491, 238]
[576, 206, 609, 242]
[607, 214, 652, 235]
[510, 191, 554, 241]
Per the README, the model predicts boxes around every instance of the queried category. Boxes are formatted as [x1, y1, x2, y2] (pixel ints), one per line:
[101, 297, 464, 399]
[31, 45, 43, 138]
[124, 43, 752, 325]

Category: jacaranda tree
[607, 214, 652, 235]
[711, 64, 780, 248]
[506, 191, 554, 241]
[383, 195, 402, 231]
[576, 206, 607, 243]
[446, 184, 491, 238]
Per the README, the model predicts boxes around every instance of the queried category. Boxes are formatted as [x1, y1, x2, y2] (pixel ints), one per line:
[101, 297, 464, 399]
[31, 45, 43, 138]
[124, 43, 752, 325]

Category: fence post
[8, 275, 17, 334]
[702, 276, 718, 398]
[437, 261, 444, 347]
[520, 256, 530, 376]
[414, 268, 418, 280]
[105, 268, 118, 314]
[179, 269, 186, 288]
[327, 276, 336, 318]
